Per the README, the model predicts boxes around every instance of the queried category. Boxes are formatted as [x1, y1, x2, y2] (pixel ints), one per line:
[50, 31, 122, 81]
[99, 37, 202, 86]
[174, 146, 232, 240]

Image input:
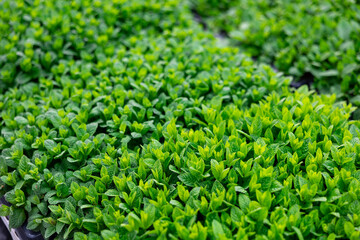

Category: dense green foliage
[0, 0, 360, 240]
[192, 0, 360, 103]
[0, 0, 192, 92]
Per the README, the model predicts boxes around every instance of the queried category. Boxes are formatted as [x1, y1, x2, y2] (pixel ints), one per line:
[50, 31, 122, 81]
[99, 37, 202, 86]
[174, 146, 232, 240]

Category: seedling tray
[0, 197, 43, 240]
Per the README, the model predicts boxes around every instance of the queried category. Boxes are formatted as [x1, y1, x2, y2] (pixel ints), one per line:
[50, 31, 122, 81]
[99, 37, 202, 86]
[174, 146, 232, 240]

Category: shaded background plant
[191, 0, 360, 106]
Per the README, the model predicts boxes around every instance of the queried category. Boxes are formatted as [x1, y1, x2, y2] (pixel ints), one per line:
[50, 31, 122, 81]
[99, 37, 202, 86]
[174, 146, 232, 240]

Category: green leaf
[27, 218, 40, 231]
[74, 232, 88, 240]
[251, 116, 262, 137]
[44, 139, 57, 151]
[318, 70, 338, 78]
[104, 189, 119, 196]
[45, 226, 56, 239]
[9, 208, 26, 229]
[64, 223, 75, 239]
[167, 119, 177, 138]
[46, 110, 62, 128]
[88, 233, 101, 240]
[292, 226, 304, 240]
[14, 116, 28, 125]
[337, 19, 352, 40]
[101, 230, 118, 239]
[18, 155, 30, 178]
[142, 204, 156, 229]
[131, 132, 142, 138]
[86, 123, 98, 137]
[211, 180, 225, 195]
[5, 190, 16, 205]
[212, 220, 225, 239]
[132, 187, 143, 209]
[342, 63, 358, 77]
[0, 205, 10, 216]
[230, 207, 243, 223]
[238, 194, 250, 212]
[38, 202, 48, 215]
[234, 186, 247, 194]
[178, 172, 197, 187]
[344, 221, 355, 238]
[56, 183, 70, 198]
[350, 95, 360, 106]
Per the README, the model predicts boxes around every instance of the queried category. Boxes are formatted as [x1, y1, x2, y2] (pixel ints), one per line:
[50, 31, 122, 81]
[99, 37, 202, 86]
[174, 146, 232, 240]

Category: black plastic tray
[0, 197, 43, 240]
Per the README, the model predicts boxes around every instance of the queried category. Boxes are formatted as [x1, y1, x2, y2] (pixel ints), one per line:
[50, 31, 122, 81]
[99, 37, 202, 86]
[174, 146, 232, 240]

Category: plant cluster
[0, 0, 360, 240]
[191, 0, 360, 104]
[0, 0, 192, 92]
